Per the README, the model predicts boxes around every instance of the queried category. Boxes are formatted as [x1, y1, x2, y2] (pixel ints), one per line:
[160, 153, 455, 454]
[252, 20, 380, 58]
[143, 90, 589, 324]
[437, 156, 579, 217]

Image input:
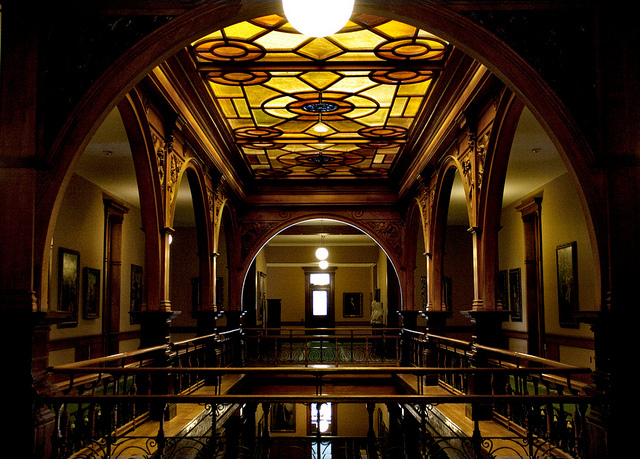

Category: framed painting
[58, 248, 80, 327]
[271, 402, 296, 432]
[498, 270, 509, 310]
[83, 267, 100, 319]
[508, 268, 522, 322]
[557, 242, 579, 328]
[257, 271, 267, 326]
[343, 292, 363, 318]
[130, 264, 143, 324]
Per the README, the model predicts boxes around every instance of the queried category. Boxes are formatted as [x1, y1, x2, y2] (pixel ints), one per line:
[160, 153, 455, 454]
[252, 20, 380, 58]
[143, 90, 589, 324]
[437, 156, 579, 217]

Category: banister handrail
[424, 333, 474, 348]
[172, 332, 218, 347]
[49, 365, 591, 377]
[423, 332, 581, 369]
[45, 393, 596, 405]
[243, 327, 403, 333]
[50, 344, 167, 370]
[219, 327, 242, 336]
[474, 344, 578, 369]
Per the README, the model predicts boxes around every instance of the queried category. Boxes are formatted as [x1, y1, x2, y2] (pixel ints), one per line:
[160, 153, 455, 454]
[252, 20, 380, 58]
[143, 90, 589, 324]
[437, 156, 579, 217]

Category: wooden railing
[405, 330, 593, 457]
[45, 327, 594, 459]
[243, 326, 403, 366]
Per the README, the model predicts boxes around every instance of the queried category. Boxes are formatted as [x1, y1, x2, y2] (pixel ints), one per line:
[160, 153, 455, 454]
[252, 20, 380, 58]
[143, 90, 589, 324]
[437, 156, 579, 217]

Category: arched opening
[443, 168, 475, 339]
[497, 107, 597, 365]
[168, 169, 199, 341]
[33, 5, 601, 343]
[48, 107, 145, 365]
[241, 219, 401, 332]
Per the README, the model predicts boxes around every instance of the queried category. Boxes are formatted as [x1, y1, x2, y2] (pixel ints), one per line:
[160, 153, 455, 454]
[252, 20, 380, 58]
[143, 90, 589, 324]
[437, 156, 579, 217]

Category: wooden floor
[396, 373, 518, 439]
[70, 373, 246, 457]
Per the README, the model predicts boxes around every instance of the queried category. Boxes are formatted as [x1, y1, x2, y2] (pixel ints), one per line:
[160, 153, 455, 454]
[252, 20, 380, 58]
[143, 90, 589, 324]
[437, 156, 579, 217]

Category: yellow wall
[264, 244, 381, 325]
[49, 173, 144, 365]
[499, 172, 596, 366]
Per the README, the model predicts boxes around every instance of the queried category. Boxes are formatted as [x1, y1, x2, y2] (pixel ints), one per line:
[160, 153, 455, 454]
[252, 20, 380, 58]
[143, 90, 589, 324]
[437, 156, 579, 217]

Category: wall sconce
[283, 0, 355, 37]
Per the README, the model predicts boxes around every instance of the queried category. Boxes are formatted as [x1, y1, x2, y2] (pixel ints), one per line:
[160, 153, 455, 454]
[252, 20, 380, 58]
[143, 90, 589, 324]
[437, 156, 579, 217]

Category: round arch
[173, 159, 216, 313]
[116, 91, 164, 310]
[404, 197, 427, 311]
[477, 92, 526, 310]
[36, 1, 603, 314]
[238, 213, 404, 310]
[429, 156, 468, 311]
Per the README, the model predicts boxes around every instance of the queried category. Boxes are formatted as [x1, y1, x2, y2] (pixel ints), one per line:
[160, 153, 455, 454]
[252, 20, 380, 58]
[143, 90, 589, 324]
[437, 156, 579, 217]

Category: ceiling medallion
[370, 69, 435, 85]
[192, 39, 266, 62]
[359, 126, 407, 139]
[206, 71, 270, 86]
[286, 92, 355, 120]
[235, 126, 283, 139]
[349, 167, 387, 177]
[301, 102, 340, 113]
[254, 168, 293, 177]
[375, 38, 448, 61]
[297, 153, 342, 166]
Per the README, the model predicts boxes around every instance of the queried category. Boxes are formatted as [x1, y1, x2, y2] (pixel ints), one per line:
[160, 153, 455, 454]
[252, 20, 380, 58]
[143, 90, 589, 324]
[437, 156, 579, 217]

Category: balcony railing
[243, 327, 403, 366]
[44, 327, 594, 458]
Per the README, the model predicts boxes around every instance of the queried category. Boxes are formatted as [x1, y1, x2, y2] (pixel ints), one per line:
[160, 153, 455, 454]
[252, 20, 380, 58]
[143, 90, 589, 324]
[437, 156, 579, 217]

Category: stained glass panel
[189, 13, 451, 180]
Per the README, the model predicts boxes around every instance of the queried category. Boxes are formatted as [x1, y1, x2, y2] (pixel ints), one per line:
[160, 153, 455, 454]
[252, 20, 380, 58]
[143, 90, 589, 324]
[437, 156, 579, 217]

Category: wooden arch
[236, 211, 405, 311]
[36, 1, 601, 315]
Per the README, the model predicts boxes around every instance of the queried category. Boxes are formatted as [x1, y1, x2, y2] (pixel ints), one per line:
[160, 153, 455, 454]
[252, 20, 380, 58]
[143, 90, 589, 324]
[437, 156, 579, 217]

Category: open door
[304, 268, 335, 329]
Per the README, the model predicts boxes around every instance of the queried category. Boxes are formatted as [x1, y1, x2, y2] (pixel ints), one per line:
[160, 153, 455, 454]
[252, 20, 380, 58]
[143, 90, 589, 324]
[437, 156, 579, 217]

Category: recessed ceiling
[189, 13, 451, 181]
[74, 12, 567, 239]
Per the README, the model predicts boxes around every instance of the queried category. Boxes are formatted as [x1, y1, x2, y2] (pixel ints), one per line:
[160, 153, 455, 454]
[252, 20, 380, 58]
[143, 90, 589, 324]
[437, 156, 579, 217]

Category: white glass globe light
[319, 260, 329, 269]
[283, 0, 355, 37]
[315, 246, 329, 261]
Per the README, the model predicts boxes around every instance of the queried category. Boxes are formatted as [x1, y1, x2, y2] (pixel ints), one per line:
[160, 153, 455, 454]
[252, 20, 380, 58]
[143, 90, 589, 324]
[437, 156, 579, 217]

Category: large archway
[36, 3, 602, 318]
[240, 218, 403, 328]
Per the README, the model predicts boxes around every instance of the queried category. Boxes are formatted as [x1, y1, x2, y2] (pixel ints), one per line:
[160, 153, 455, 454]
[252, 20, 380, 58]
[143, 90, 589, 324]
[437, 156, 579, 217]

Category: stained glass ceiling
[189, 13, 451, 181]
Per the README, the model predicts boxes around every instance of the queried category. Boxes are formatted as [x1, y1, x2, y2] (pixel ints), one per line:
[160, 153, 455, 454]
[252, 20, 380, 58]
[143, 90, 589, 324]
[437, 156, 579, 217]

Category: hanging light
[315, 234, 329, 261]
[319, 260, 329, 270]
[283, 0, 355, 37]
[315, 246, 328, 261]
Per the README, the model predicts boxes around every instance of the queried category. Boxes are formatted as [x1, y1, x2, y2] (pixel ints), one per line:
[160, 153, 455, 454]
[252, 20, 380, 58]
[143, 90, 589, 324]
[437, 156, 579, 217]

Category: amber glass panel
[191, 13, 451, 180]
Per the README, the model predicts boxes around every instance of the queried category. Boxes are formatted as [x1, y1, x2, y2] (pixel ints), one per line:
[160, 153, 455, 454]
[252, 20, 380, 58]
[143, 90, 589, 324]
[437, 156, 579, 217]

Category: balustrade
[44, 327, 593, 458]
[243, 327, 402, 366]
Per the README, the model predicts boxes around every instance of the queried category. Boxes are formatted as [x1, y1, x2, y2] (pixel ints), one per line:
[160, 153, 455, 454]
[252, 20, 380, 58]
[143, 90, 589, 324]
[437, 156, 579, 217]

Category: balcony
[45, 328, 593, 458]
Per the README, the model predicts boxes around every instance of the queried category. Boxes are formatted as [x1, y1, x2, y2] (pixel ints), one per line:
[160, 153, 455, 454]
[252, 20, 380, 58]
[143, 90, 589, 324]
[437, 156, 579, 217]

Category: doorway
[304, 268, 335, 329]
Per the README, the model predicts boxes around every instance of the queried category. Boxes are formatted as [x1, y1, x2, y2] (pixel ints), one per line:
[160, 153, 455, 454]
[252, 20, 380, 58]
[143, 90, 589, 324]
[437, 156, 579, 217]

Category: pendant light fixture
[315, 235, 329, 261]
[283, 0, 355, 37]
[316, 220, 329, 269]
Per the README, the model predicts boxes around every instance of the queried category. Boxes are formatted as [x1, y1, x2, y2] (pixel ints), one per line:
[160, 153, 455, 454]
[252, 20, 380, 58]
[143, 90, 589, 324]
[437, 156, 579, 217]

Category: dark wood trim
[48, 331, 140, 355]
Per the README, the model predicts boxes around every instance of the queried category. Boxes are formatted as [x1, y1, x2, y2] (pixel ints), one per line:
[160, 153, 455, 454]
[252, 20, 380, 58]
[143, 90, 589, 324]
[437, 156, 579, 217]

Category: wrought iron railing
[44, 390, 594, 458]
[405, 330, 593, 457]
[243, 327, 403, 366]
[44, 327, 594, 458]
[47, 329, 239, 458]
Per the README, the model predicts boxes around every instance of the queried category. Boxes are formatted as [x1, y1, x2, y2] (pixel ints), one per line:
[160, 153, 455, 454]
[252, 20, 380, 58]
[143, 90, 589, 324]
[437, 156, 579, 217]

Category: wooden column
[0, 4, 53, 455]
[516, 197, 544, 356]
[103, 197, 129, 356]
